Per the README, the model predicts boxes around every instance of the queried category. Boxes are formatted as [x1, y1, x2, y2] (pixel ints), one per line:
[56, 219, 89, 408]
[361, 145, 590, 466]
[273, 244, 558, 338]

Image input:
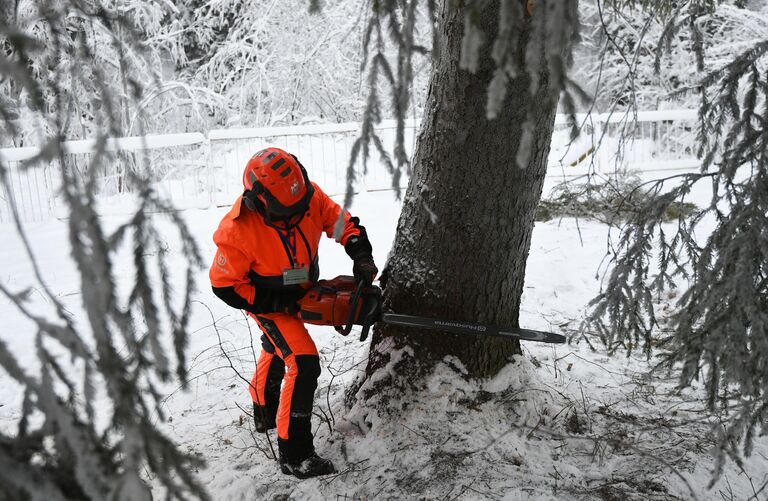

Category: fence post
[594, 115, 604, 175]
[204, 135, 213, 208]
[0, 162, 9, 224]
[357, 137, 367, 194]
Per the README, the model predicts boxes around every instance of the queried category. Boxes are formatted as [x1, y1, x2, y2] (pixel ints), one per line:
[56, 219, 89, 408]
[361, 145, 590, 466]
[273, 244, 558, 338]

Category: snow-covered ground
[1, 177, 766, 500]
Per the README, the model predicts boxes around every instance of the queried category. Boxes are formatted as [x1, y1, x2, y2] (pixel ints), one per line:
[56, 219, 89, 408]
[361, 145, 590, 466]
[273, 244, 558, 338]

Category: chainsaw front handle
[334, 280, 365, 337]
[356, 282, 381, 342]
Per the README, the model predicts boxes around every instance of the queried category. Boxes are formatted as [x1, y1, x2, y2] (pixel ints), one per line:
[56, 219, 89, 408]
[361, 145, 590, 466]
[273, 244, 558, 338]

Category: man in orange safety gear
[209, 147, 377, 478]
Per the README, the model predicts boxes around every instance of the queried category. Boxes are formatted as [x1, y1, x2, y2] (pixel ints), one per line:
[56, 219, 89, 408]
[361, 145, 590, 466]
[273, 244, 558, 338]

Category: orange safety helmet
[242, 147, 315, 227]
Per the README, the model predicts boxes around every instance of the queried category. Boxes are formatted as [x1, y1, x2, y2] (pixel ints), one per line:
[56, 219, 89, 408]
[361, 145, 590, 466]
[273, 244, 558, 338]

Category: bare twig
[194, 300, 277, 461]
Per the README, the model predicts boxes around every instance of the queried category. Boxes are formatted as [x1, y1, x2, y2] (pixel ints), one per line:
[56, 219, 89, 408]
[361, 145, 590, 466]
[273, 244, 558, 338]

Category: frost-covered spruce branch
[1, 2, 208, 499]
[339, 0, 418, 213]
[0, 143, 209, 501]
[585, 0, 768, 482]
[0, 0, 217, 145]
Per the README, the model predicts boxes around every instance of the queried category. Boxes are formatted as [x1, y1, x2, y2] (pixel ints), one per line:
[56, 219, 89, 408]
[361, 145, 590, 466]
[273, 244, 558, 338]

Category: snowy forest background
[3, 0, 766, 143]
[1, 0, 768, 500]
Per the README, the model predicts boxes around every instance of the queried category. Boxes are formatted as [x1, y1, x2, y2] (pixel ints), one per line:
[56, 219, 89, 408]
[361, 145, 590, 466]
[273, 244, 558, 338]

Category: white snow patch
[1, 188, 767, 500]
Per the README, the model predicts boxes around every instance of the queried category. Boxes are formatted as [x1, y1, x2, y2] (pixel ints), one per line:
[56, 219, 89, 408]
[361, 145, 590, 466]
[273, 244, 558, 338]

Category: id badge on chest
[282, 266, 309, 286]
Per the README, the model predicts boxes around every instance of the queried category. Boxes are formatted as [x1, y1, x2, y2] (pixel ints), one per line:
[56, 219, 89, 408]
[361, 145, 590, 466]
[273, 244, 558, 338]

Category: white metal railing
[0, 111, 700, 223]
[549, 109, 700, 177]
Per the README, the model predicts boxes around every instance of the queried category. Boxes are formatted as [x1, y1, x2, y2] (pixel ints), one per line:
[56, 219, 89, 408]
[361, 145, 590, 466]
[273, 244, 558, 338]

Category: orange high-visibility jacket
[210, 182, 362, 304]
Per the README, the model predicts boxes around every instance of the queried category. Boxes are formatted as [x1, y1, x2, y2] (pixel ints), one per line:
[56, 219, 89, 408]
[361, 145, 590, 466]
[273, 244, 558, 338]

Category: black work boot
[278, 431, 336, 479]
[253, 403, 276, 433]
[279, 452, 336, 479]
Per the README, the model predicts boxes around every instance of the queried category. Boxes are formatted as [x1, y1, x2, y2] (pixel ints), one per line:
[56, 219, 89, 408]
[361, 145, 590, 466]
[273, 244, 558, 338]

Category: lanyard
[269, 223, 312, 268]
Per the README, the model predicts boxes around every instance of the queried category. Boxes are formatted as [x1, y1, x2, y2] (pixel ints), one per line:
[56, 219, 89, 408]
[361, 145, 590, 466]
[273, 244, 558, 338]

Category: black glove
[353, 257, 378, 286]
[252, 286, 305, 314]
[344, 221, 377, 285]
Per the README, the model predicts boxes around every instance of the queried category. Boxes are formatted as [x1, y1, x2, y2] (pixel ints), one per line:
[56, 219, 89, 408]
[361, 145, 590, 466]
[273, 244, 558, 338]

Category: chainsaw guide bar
[381, 313, 566, 344]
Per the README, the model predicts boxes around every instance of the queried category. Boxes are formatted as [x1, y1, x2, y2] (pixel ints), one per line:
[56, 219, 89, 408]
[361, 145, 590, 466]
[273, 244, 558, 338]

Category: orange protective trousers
[248, 312, 320, 454]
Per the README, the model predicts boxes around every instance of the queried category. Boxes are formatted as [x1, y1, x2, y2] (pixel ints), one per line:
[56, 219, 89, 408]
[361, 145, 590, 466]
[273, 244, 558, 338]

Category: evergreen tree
[586, 0, 768, 480]
[0, 1, 207, 498]
[343, 0, 581, 399]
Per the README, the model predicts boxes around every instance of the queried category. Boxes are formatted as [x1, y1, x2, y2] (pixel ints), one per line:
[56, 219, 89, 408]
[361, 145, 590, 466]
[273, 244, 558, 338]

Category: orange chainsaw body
[299, 276, 382, 337]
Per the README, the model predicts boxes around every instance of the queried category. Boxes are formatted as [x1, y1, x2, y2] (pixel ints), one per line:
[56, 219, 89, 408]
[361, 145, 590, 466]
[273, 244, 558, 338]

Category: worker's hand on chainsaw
[252, 287, 305, 314]
[353, 257, 378, 286]
[344, 228, 377, 285]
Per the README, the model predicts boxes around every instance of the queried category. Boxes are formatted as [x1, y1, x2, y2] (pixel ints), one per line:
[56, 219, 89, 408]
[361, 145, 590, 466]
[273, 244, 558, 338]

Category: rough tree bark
[365, 0, 562, 382]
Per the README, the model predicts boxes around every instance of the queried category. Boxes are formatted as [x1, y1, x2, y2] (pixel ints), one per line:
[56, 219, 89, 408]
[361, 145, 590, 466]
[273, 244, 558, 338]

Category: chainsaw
[298, 276, 566, 344]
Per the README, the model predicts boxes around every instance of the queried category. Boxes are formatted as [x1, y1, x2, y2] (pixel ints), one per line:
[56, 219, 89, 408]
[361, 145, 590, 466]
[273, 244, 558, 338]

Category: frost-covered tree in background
[574, 0, 768, 112]
[2, 0, 431, 139]
[0, 2, 207, 499]
[0, 0, 222, 145]
[180, 0, 377, 126]
[178, 0, 432, 127]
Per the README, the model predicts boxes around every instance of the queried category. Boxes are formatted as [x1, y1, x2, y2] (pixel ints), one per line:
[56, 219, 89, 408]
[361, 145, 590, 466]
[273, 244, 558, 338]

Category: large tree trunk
[365, 0, 560, 382]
